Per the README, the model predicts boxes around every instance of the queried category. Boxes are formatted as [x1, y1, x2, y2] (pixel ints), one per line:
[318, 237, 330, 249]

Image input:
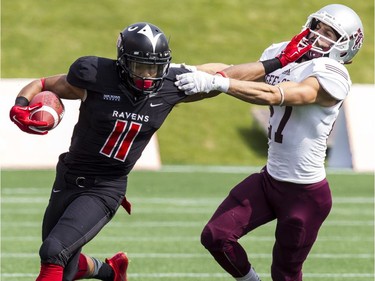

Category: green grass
[1, 0, 374, 165]
[1, 169, 374, 281]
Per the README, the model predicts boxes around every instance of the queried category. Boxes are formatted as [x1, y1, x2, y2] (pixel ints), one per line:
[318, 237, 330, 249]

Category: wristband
[276, 86, 285, 106]
[215, 71, 227, 78]
[15, 96, 29, 106]
[40, 78, 46, 91]
[261, 58, 282, 74]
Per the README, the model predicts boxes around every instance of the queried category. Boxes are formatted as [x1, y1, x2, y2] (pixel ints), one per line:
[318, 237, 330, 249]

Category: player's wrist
[212, 75, 229, 92]
[15, 96, 29, 106]
[261, 58, 283, 74]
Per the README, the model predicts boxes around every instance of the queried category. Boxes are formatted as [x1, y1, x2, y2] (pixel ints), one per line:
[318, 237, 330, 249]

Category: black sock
[93, 263, 114, 281]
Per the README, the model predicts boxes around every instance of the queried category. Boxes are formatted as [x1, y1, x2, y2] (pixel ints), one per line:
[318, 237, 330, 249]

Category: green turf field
[1, 168, 373, 281]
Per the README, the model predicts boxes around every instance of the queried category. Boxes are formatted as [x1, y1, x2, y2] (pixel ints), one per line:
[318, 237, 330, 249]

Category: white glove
[169, 63, 197, 72]
[175, 71, 230, 95]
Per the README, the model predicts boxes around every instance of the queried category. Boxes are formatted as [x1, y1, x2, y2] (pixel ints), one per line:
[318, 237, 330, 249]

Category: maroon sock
[73, 254, 88, 280]
[36, 263, 64, 281]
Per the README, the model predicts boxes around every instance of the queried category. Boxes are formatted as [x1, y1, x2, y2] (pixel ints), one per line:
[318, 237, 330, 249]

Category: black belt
[64, 173, 96, 188]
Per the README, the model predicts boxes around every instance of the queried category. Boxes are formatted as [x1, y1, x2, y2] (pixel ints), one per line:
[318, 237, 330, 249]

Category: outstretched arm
[176, 70, 338, 107]
[195, 63, 232, 74]
[228, 77, 339, 107]
[222, 29, 312, 81]
[175, 29, 312, 87]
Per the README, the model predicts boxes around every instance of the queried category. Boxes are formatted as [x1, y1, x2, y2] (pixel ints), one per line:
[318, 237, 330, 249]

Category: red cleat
[105, 252, 129, 281]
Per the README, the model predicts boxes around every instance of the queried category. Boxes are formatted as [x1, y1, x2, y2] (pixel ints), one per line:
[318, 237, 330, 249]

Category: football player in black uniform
[9, 22, 309, 281]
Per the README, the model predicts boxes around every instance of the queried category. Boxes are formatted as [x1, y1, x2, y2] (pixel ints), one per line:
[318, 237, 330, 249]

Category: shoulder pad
[260, 42, 288, 61]
[309, 58, 351, 100]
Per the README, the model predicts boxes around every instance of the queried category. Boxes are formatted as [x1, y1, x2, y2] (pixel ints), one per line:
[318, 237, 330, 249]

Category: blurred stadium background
[1, 0, 374, 168]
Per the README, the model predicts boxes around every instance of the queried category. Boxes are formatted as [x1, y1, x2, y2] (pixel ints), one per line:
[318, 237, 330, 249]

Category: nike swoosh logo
[52, 189, 62, 193]
[12, 115, 23, 126]
[150, 103, 163, 107]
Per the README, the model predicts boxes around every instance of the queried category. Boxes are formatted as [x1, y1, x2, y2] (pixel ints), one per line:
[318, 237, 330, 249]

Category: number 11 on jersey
[100, 120, 142, 161]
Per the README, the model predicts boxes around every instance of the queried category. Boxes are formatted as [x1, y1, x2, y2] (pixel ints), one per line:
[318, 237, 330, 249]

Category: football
[29, 91, 65, 131]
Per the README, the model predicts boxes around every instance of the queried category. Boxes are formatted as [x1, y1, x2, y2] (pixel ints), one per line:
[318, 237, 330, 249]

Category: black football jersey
[64, 56, 189, 177]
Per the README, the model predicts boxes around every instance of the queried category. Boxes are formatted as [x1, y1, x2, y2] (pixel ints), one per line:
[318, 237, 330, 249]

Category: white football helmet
[302, 4, 364, 64]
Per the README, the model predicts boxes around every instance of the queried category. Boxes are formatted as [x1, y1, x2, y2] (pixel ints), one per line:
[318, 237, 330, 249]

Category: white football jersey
[260, 42, 352, 183]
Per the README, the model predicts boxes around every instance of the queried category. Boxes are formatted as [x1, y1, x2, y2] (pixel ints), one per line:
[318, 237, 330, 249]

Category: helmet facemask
[118, 51, 170, 95]
[302, 17, 349, 62]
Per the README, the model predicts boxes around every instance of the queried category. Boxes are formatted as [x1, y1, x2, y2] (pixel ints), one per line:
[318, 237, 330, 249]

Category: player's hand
[277, 29, 312, 67]
[175, 71, 229, 95]
[9, 103, 48, 135]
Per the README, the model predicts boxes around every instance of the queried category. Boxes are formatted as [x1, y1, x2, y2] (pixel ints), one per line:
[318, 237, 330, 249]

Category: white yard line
[1, 272, 374, 279]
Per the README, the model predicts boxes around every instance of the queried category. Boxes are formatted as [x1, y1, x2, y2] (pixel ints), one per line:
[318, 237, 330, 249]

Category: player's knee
[201, 224, 225, 251]
[201, 225, 213, 249]
[276, 217, 306, 249]
[39, 237, 67, 266]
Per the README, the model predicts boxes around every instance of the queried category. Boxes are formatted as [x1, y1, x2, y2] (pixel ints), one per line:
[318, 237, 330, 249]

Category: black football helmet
[116, 22, 172, 95]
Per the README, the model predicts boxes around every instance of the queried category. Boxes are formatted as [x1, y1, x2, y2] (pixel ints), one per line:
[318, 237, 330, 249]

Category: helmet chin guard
[134, 79, 153, 90]
[116, 22, 172, 95]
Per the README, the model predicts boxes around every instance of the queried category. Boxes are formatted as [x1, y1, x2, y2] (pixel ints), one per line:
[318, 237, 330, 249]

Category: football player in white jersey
[175, 4, 364, 281]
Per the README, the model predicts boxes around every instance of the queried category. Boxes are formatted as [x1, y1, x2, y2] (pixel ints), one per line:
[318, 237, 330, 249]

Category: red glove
[277, 29, 312, 67]
[10, 103, 48, 135]
[121, 197, 132, 215]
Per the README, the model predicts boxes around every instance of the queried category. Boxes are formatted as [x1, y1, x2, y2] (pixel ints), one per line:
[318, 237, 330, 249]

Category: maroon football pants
[201, 167, 332, 281]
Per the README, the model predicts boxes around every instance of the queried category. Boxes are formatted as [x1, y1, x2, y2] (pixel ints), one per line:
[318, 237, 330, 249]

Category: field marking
[160, 165, 262, 174]
[1, 218, 374, 229]
[2, 235, 373, 242]
[1, 252, 373, 260]
[1, 196, 374, 204]
[159, 165, 374, 175]
[1, 205, 374, 218]
[1, 219, 374, 229]
[1, 272, 374, 279]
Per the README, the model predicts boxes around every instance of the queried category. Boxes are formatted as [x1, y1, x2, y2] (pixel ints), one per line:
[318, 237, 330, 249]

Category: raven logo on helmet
[134, 24, 163, 53]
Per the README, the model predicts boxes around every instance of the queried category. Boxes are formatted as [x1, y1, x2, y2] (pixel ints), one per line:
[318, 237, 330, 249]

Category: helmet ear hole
[310, 18, 319, 30]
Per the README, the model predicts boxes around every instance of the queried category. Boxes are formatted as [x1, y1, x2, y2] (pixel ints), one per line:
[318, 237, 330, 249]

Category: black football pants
[39, 157, 127, 281]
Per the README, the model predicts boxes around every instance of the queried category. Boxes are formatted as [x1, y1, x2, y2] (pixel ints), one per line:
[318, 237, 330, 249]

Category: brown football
[29, 91, 65, 131]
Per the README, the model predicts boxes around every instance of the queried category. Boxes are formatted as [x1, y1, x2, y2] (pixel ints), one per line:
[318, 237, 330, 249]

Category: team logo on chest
[103, 94, 121, 102]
